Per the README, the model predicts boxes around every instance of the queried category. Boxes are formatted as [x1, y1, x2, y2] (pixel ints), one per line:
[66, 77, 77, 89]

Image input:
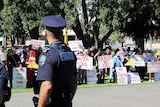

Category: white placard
[30, 39, 45, 50]
[116, 67, 128, 85]
[12, 67, 27, 88]
[128, 72, 141, 84]
[147, 61, 160, 73]
[154, 72, 160, 81]
[68, 40, 83, 52]
[132, 55, 145, 67]
[86, 66, 97, 84]
[76, 55, 93, 70]
[98, 55, 112, 69]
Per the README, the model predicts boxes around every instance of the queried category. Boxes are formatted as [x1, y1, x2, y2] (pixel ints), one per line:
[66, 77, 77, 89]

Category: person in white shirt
[0, 46, 7, 65]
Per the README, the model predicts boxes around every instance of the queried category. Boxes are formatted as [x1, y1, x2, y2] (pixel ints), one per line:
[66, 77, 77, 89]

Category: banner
[76, 55, 93, 70]
[12, 67, 27, 88]
[128, 72, 141, 84]
[97, 55, 112, 69]
[147, 61, 160, 73]
[131, 55, 145, 67]
[116, 67, 128, 85]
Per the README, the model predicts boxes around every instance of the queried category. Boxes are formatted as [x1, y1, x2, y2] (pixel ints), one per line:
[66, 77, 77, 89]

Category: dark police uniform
[0, 63, 9, 107]
[36, 16, 77, 107]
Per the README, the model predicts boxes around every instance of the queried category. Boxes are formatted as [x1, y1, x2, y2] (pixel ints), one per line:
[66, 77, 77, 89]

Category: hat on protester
[42, 15, 66, 32]
[29, 50, 36, 56]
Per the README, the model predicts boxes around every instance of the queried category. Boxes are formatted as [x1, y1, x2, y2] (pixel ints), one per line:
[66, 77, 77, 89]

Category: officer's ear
[44, 29, 48, 37]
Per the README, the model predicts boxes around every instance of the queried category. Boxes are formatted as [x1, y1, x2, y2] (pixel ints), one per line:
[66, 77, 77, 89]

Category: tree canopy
[0, 0, 159, 49]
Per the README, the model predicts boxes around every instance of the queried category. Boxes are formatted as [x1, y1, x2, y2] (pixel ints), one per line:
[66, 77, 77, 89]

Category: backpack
[0, 63, 11, 102]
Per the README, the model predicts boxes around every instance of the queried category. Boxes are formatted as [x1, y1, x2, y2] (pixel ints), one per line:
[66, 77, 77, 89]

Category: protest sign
[68, 40, 83, 52]
[147, 61, 160, 73]
[128, 72, 141, 84]
[76, 55, 93, 70]
[97, 55, 112, 69]
[116, 67, 128, 84]
[154, 72, 160, 81]
[30, 39, 45, 50]
[131, 55, 145, 67]
[12, 67, 27, 88]
[86, 66, 97, 84]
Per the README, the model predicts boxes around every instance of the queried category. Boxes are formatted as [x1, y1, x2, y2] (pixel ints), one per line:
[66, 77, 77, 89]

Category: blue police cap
[42, 15, 66, 29]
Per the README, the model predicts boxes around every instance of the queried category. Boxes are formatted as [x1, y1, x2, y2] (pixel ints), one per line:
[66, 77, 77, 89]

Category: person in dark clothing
[0, 63, 9, 107]
[7, 49, 22, 88]
[36, 15, 77, 107]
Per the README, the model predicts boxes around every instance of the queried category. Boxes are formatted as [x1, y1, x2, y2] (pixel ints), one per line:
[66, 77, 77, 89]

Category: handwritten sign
[68, 40, 83, 52]
[116, 67, 128, 85]
[147, 61, 160, 73]
[86, 66, 97, 84]
[30, 39, 45, 50]
[128, 72, 141, 84]
[131, 55, 145, 67]
[98, 55, 112, 69]
[154, 72, 160, 81]
[76, 55, 93, 70]
[12, 67, 27, 88]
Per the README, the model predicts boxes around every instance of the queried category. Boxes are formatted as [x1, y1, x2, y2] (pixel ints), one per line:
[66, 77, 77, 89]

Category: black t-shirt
[8, 54, 21, 67]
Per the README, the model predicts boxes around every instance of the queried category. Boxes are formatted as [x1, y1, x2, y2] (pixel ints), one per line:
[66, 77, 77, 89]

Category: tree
[70, 0, 160, 50]
[0, 0, 159, 49]
[0, 0, 67, 44]
[121, 0, 160, 50]
[70, 0, 135, 48]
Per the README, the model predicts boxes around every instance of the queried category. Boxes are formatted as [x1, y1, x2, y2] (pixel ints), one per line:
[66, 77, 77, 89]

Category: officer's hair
[50, 30, 63, 39]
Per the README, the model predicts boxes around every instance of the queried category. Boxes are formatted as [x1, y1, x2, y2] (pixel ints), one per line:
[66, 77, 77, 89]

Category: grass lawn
[11, 76, 160, 93]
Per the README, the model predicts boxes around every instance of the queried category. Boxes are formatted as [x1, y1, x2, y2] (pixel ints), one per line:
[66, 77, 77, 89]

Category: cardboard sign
[154, 72, 160, 81]
[98, 55, 112, 69]
[147, 61, 160, 73]
[68, 40, 83, 52]
[116, 67, 128, 85]
[86, 66, 97, 84]
[12, 67, 27, 88]
[76, 55, 93, 70]
[30, 39, 45, 50]
[128, 72, 141, 84]
[131, 55, 145, 67]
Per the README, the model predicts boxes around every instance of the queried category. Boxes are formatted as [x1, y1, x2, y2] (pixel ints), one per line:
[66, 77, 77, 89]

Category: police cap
[42, 15, 66, 32]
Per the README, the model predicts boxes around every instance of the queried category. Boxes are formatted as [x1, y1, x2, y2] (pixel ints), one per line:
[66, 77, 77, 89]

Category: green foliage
[0, 0, 68, 37]
[109, 32, 118, 42]
[155, 7, 160, 19]
[80, 0, 135, 47]
[0, 0, 159, 49]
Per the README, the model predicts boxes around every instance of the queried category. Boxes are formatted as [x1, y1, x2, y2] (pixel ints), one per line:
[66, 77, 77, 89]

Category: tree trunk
[135, 36, 144, 50]
[99, 28, 114, 48]
[72, 17, 88, 48]
[29, 26, 39, 40]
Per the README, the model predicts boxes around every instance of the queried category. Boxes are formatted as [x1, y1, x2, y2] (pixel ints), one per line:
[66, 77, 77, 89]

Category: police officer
[0, 63, 9, 107]
[36, 15, 77, 107]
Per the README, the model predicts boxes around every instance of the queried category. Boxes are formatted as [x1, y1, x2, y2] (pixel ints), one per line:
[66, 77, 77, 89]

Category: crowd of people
[0, 43, 160, 88]
[0, 45, 42, 88]
[75, 46, 160, 84]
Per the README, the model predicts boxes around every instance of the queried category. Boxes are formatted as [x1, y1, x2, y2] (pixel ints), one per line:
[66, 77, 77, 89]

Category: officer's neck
[48, 39, 59, 45]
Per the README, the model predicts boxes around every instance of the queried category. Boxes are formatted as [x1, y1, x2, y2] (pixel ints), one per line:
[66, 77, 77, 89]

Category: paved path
[5, 84, 160, 107]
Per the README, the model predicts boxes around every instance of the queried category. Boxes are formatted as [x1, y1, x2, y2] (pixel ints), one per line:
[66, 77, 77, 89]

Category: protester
[26, 49, 37, 87]
[0, 46, 7, 65]
[111, 51, 123, 83]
